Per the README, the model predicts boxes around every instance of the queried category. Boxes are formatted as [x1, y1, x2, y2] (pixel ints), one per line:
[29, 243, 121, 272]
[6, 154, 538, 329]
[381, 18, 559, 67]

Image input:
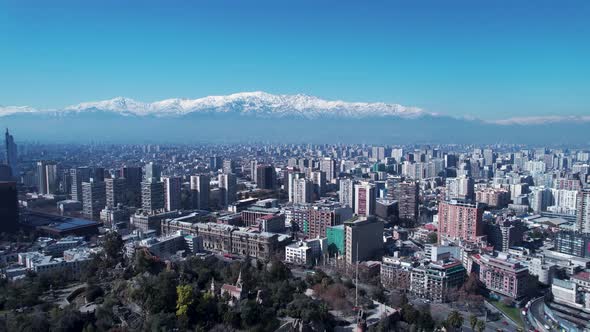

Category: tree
[426, 232, 438, 244]
[176, 284, 195, 317]
[446, 310, 464, 330]
[418, 311, 435, 331]
[103, 231, 124, 266]
[470, 314, 478, 331]
[475, 319, 486, 332]
[401, 304, 419, 324]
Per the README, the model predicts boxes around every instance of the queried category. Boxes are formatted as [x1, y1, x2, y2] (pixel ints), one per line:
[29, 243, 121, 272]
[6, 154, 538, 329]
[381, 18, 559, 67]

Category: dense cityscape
[2, 129, 590, 331]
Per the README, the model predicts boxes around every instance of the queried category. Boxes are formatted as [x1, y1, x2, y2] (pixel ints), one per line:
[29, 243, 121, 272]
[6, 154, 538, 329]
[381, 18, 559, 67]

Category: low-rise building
[479, 253, 529, 299]
[409, 258, 466, 303]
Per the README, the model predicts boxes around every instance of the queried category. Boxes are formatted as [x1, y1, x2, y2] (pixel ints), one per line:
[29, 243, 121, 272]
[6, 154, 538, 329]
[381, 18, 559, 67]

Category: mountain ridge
[1, 91, 427, 119]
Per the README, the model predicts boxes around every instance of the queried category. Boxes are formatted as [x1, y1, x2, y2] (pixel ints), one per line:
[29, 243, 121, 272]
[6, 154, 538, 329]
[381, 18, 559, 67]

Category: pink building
[479, 253, 529, 299]
[438, 200, 484, 243]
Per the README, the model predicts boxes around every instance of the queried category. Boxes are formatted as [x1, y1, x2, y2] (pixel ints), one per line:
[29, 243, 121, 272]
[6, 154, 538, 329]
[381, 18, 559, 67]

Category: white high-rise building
[288, 172, 305, 202]
[292, 178, 313, 204]
[391, 148, 403, 162]
[445, 176, 474, 201]
[320, 158, 337, 182]
[339, 178, 355, 210]
[576, 190, 590, 233]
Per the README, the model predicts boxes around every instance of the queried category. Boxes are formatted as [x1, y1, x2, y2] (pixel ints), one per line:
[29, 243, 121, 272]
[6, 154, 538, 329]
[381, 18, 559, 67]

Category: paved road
[529, 297, 553, 331]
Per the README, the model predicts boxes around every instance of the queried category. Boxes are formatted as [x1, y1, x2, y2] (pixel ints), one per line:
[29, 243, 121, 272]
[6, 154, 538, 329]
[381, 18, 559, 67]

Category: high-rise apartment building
[209, 156, 222, 171]
[320, 158, 337, 182]
[250, 160, 257, 181]
[45, 162, 58, 194]
[105, 177, 126, 208]
[122, 166, 142, 201]
[256, 165, 276, 190]
[311, 171, 326, 198]
[438, 200, 484, 243]
[163, 176, 182, 211]
[37, 161, 48, 194]
[82, 179, 106, 220]
[190, 175, 210, 210]
[218, 173, 237, 207]
[292, 178, 313, 204]
[339, 178, 355, 210]
[70, 167, 91, 202]
[308, 205, 352, 238]
[37, 161, 58, 195]
[445, 176, 474, 201]
[223, 159, 235, 174]
[354, 182, 376, 217]
[345, 216, 384, 264]
[391, 181, 419, 224]
[577, 189, 590, 233]
[141, 180, 165, 212]
[143, 162, 161, 182]
[288, 172, 305, 202]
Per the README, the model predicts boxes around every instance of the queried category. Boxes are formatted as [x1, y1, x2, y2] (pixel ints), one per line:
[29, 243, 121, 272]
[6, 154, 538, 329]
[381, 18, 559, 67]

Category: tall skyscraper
[163, 176, 182, 211]
[190, 175, 210, 210]
[256, 165, 276, 190]
[209, 156, 222, 171]
[105, 177, 126, 208]
[576, 189, 590, 233]
[70, 167, 91, 202]
[0, 181, 19, 233]
[4, 129, 18, 179]
[141, 180, 165, 212]
[91, 167, 105, 182]
[320, 157, 337, 182]
[218, 173, 237, 207]
[143, 162, 161, 183]
[292, 178, 313, 204]
[122, 166, 142, 205]
[45, 162, 58, 194]
[311, 170, 326, 198]
[60, 169, 72, 195]
[37, 161, 48, 194]
[391, 181, 419, 225]
[36, 161, 57, 195]
[288, 172, 305, 202]
[339, 178, 355, 210]
[223, 159, 235, 174]
[483, 148, 495, 166]
[354, 182, 376, 217]
[438, 200, 484, 243]
[445, 176, 474, 201]
[82, 179, 106, 220]
[250, 160, 257, 181]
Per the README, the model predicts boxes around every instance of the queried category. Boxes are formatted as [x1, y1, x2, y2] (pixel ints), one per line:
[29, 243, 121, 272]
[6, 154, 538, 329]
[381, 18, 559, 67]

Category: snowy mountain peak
[52, 92, 429, 119]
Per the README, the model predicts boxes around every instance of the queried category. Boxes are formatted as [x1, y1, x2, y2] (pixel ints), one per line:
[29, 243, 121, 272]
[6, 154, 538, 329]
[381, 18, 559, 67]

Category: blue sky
[0, 0, 588, 119]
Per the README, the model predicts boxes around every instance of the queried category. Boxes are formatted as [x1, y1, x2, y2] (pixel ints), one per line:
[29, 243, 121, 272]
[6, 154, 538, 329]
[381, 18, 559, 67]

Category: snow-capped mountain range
[0, 91, 587, 126]
[0, 91, 428, 119]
